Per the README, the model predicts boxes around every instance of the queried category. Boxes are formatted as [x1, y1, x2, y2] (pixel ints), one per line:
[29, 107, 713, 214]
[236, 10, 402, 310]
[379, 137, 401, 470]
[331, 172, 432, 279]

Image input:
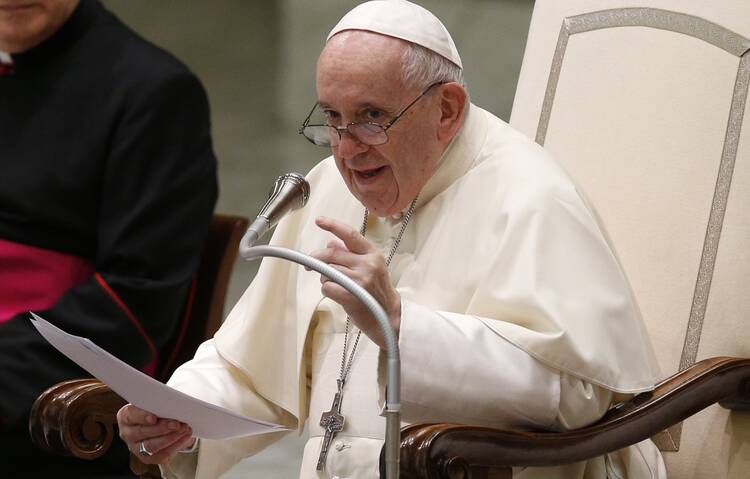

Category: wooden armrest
[394, 356, 750, 478]
[29, 378, 126, 460]
[29, 378, 162, 478]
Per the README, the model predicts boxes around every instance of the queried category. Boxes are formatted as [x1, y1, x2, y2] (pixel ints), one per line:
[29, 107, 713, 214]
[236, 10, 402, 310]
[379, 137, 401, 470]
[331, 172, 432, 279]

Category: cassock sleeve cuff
[179, 438, 199, 453]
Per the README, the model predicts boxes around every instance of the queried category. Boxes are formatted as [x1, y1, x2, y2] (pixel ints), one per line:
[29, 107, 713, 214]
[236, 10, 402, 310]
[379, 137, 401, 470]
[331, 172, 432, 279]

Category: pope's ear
[437, 82, 467, 142]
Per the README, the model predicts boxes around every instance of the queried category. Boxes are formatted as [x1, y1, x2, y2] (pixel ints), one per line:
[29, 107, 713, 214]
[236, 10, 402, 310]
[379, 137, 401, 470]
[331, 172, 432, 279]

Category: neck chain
[316, 195, 419, 470]
[338, 195, 419, 386]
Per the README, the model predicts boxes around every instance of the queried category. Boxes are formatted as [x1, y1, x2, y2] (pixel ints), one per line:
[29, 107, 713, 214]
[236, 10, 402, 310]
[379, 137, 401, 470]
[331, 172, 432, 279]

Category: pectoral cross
[317, 379, 346, 470]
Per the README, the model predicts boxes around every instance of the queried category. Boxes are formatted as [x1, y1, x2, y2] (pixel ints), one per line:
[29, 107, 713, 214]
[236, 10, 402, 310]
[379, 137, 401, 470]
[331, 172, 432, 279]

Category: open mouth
[354, 166, 386, 179]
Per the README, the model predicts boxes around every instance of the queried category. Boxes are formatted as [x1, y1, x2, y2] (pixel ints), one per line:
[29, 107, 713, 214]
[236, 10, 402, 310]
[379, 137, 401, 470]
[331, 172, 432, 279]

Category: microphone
[238, 172, 400, 477]
[242, 172, 310, 248]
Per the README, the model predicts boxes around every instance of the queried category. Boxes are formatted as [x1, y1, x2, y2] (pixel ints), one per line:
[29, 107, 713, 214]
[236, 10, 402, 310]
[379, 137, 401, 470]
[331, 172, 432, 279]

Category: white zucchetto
[327, 0, 462, 69]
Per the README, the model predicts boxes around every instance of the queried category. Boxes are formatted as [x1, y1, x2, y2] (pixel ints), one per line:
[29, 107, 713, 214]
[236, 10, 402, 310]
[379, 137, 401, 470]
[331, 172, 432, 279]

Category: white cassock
[161, 104, 666, 479]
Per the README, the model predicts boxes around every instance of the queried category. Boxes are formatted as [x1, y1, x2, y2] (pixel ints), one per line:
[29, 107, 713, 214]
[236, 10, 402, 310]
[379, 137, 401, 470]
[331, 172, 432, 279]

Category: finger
[120, 416, 185, 443]
[138, 419, 184, 442]
[117, 404, 158, 427]
[138, 430, 194, 465]
[316, 216, 373, 254]
[310, 247, 358, 269]
[142, 425, 193, 455]
[160, 432, 197, 460]
[305, 240, 348, 271]
[326, 239, 347, 251]
[321, 281, 359, 308]
[168, 433, 197, 455]
[319, 264, 356, 284]
[320, 282, 389, 349]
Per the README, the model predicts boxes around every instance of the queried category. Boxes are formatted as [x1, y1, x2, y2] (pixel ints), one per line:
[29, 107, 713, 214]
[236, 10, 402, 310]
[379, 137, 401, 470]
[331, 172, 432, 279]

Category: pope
[118, 2, 665, 478]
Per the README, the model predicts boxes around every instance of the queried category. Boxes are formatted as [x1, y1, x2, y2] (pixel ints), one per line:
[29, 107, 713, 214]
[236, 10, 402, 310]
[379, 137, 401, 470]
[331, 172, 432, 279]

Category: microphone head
[258, 172, 311, 228]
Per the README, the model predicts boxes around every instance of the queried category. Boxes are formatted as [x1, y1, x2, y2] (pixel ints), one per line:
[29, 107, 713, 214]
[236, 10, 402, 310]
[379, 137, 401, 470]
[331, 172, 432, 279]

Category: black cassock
[0, 1, 218, 476]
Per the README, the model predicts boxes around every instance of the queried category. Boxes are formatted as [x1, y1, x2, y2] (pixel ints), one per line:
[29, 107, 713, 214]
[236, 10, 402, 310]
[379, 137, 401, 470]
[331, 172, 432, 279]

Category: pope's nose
[336, 130, 370, 159]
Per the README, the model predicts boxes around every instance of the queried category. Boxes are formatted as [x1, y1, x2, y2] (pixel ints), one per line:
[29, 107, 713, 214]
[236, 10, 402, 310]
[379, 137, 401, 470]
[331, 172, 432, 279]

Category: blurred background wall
[101, 1, 534, 476]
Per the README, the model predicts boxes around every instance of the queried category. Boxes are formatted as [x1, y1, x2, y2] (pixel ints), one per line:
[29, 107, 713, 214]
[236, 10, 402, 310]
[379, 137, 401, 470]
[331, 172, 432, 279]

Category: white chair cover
[510, 1, 750, 478]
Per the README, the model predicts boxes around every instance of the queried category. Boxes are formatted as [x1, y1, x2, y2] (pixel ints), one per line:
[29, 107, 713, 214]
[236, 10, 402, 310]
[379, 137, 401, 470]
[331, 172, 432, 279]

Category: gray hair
[401, 41, 465, 91]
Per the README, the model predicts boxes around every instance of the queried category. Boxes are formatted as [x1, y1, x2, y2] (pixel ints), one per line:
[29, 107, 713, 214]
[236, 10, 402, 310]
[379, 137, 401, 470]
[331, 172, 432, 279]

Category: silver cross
[317, 379, 346, 470]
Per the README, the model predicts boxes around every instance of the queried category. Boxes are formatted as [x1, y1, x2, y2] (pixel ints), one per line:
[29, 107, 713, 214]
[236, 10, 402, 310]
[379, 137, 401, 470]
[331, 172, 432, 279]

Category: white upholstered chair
[396, 1, 750, 478]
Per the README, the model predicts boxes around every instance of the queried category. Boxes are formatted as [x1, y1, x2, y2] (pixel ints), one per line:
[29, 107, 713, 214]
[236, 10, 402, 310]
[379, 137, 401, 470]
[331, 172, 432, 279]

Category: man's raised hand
[310, 216, 402, 349]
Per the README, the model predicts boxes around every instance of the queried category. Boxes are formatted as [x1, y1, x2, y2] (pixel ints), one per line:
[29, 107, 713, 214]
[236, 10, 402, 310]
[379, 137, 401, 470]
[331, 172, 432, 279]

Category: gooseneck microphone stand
[238, 173, 400, 479]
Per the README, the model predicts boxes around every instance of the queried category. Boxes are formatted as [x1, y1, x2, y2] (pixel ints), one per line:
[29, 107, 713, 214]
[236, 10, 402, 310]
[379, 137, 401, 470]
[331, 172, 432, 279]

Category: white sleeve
[166, 338, 231, 399]
[395, 300, 612, 430]
[164, 340, 226, 455]
[161, 339, 295, 479]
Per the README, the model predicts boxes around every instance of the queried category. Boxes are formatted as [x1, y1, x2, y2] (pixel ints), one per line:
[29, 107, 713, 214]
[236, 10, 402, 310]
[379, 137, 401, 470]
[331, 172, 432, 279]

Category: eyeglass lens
[300, 81, 443, 147]
[303, 123, 387, 147]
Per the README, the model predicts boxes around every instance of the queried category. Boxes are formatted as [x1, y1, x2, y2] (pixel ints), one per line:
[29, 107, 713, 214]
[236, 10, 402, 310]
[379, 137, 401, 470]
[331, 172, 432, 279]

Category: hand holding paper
[117, 403, 197, 464]
[29, 313, 287, 441]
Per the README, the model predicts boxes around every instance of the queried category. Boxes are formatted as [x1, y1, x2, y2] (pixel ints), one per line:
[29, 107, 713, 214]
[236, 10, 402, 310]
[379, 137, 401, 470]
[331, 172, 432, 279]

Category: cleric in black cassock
[0, 1, 217, 476]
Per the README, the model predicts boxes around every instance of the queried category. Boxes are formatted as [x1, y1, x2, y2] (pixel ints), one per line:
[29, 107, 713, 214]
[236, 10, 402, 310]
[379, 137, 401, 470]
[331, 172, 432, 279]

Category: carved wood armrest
[29, 378, 162, 478]
[394, 356, 750, 479]
[29, 379, 126, 459]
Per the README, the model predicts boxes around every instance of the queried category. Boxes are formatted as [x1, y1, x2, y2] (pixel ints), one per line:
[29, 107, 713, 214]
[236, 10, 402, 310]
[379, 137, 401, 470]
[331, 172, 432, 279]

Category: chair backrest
[157, 213, 249, 381]
[510, 1, 750, 478]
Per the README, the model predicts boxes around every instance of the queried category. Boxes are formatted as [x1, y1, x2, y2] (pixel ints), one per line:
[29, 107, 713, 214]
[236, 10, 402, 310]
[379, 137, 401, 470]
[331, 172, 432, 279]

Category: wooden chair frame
[391, 357, 750, 478]
[29, 213, 247, 478]
[29, 357, 750, 478]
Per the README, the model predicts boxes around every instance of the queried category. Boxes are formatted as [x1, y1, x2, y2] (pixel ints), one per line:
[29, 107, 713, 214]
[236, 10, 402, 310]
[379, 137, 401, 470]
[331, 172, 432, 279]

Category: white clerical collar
[412, 103, 486, 211]
[0, 51, 12, 65]
[380, 104, 485, 224]
[381, 105, 485, 225]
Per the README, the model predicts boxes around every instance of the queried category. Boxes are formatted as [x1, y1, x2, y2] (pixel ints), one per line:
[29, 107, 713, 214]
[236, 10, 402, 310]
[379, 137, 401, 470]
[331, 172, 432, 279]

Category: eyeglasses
[298, 81, 444, 147]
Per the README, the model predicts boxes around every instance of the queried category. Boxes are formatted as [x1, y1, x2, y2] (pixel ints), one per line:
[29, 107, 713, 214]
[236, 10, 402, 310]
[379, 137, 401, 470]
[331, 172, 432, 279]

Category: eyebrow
[317, 101, 397, 116]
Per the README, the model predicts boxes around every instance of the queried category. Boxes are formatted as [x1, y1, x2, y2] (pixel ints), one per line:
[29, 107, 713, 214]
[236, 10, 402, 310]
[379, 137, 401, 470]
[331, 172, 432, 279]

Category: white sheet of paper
[30, 313, 288, 440]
